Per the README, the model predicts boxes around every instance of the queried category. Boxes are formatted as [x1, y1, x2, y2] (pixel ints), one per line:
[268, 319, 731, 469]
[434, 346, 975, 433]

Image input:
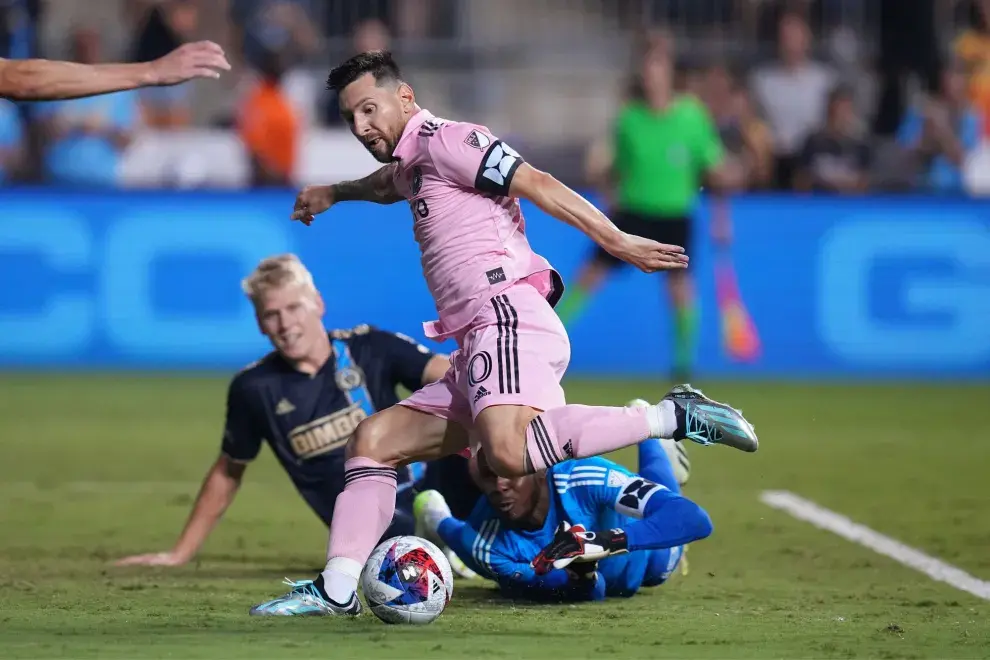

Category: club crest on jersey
[335, 365, 365, 391]
[411, 166, 423, 195]
[467, 351, 492, 386]
[464, 130, 490, 151]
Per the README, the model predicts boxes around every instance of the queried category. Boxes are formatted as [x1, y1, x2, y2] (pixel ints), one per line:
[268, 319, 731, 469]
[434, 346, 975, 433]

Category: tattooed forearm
[331, 164, 403, 204]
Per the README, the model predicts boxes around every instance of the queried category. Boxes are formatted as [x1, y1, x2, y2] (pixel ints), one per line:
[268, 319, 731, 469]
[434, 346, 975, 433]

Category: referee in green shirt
[557, 46, 743, 380]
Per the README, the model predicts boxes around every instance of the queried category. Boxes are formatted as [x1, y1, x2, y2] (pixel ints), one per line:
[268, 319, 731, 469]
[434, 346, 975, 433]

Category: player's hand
[291, 185, 335, 225]
[565, 558, 600, 584]
[531, 522, 628, 575]
[609, 232, 689, 273]
[113, 551, 190, 567]
[150, 41, 231, 86]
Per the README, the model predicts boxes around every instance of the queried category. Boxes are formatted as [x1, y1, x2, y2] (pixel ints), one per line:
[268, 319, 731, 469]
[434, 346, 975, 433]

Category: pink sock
[321, 457, 396, 602]
[525, 403, 675, 472]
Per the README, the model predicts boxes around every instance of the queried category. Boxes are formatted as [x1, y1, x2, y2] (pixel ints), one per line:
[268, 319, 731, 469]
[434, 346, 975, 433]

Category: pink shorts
[398, 277, 570, 449]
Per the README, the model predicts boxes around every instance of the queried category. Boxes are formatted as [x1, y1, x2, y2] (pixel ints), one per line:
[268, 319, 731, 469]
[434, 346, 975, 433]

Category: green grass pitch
[0, 374, 988, 658]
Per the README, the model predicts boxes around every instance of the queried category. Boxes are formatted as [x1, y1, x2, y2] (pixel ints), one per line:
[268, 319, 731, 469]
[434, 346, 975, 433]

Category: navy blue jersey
[221, 324, 435, 524]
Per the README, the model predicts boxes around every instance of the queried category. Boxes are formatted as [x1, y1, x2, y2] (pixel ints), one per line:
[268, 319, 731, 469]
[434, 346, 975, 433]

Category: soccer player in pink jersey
[251, 51, 757, 617]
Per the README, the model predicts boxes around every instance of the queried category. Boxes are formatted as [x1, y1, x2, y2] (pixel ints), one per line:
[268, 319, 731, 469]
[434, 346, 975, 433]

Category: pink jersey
[391, 109, 562, 342]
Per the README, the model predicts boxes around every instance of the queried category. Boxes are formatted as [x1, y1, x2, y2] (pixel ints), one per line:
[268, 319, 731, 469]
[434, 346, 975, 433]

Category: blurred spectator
[794, 85, 870, 194]
[641, 0, 736, 36]
[702, 64, 774, 189]
[353, 17, 391, 54]
[237, 48, 299, 187]
[131, 0, 199, 129]
[953, 0, 990, 136]
[0, 0, 41, 60]
[321, 0, 390, 38]
[825, 25, 876, 125]
[0, 99, 23, 183]
[36, 28, 138, 187]
[230, 0, 318, 70]
[323, 19, 392, 126]
[897, 64, 983, 195]
[873, 0, 941, 136]
[0, 0, 42, 181]
[128, 0, 199, 129]
[750, 12, 835, 189]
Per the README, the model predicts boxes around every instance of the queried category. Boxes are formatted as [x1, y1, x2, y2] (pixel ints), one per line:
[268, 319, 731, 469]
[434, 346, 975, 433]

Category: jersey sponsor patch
[411, 166, 423, 195]
[614, 477, 666, 519]
[474, 140, 523, 196]
[464, 129, 491, 151]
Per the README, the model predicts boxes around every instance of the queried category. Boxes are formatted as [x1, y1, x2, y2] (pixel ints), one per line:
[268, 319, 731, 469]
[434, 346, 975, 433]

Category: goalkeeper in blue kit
[415, 400, 712, 601]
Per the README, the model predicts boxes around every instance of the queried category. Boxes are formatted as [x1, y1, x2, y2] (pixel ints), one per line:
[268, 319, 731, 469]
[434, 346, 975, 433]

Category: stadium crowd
[0, 0, 987, 194]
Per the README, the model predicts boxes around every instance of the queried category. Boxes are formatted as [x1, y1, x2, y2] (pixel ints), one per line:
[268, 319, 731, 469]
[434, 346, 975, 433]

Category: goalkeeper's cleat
[249, 578, 361, 617]
[445, 546, 478, 580]
[660, 438, 690, 486]
[414, 490, 478, 579]
[413, 490, 449, 544]
[664, 385, 758, 453]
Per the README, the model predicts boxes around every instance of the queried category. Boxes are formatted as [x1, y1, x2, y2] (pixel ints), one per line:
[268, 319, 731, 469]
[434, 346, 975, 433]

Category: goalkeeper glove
[531, 521, 628, 575]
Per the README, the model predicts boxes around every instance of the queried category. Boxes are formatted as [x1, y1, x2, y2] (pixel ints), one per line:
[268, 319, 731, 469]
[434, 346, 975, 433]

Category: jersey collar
[393, 108, 434, 161]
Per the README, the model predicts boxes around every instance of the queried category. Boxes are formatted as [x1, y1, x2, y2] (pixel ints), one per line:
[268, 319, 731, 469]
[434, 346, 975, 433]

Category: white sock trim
[322, 557, 362, 603]
[647, 400, 677, 438]
[324, 556, 362, 581]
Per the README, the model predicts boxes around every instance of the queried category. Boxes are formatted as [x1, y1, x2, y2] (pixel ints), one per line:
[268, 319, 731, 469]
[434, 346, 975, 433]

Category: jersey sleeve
[564, 457, 668, 521]
[220, 375, 264, 463]
[429, 122, 525, 197]
[367, 328, 436, 391]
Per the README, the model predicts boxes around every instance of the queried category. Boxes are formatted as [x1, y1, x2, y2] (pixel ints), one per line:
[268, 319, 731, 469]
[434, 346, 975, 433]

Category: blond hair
[241, 253, 317, 302]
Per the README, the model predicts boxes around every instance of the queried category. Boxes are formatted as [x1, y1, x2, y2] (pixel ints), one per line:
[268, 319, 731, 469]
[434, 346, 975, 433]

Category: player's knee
[481, 436, 527, 478]
[348, 415, 398, 466]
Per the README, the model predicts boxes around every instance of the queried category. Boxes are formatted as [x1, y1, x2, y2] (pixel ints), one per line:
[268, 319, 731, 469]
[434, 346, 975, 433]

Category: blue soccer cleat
[249, 578, 362, 617]
[664, 385, 758, 453]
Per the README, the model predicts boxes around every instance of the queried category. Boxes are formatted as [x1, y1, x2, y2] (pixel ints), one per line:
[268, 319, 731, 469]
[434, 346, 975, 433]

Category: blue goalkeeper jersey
[447, 457, 681, 599]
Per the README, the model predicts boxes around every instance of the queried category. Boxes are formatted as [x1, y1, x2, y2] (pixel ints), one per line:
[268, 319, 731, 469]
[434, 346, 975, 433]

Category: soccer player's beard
[365, 134, 398, 163]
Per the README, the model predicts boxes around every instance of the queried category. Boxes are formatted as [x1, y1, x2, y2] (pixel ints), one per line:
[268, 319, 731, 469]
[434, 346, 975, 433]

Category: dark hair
[326, 50, 402, 92]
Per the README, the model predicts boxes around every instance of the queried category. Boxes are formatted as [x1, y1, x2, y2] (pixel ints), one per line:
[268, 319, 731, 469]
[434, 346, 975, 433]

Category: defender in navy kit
[116, 254, 479, 570]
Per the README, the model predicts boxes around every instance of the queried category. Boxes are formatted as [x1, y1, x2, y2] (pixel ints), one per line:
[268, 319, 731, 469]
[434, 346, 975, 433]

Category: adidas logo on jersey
[275, 398, 295, 415]
[474, 386, 490, 403]
[418, 118, 445, 138]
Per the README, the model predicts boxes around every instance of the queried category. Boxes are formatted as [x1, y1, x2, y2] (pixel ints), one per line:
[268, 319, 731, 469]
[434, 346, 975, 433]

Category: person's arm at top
[0, 41, 230, 101]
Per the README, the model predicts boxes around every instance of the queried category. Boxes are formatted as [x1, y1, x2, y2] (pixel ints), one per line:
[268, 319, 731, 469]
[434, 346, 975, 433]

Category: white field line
[760, 490, 990, 601]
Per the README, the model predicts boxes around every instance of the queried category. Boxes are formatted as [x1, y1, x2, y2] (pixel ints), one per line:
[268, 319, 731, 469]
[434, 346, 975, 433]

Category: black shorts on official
[593, 210, 692, 268]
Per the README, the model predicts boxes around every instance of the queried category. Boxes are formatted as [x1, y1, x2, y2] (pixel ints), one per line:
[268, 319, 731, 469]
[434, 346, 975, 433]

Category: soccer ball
[361, 535, 453, 624]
